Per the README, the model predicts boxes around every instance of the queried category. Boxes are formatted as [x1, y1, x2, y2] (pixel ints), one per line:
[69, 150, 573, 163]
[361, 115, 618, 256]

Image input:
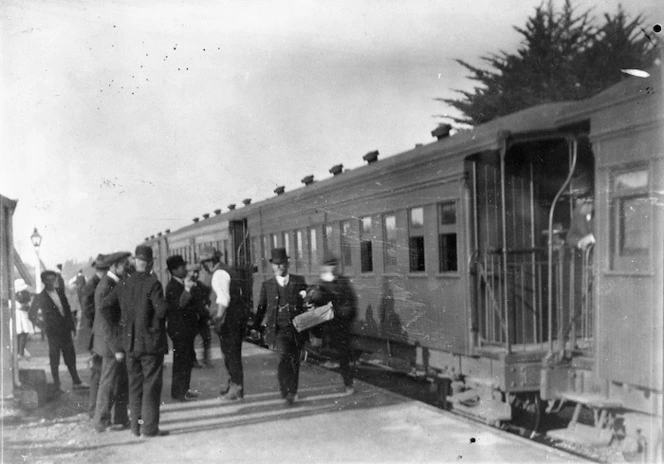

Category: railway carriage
[141, 62, 662, 460]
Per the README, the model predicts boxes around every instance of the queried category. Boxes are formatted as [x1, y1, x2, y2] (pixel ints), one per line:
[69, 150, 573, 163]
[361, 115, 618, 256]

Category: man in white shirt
[199, 246, 247, 401]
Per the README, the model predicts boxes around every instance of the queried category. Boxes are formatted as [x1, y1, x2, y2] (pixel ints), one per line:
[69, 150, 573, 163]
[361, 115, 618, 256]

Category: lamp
[30, 228, 42, 292]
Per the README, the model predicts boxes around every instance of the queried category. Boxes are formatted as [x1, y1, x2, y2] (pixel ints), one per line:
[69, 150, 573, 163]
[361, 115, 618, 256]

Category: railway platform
[3, 339, 589, 463]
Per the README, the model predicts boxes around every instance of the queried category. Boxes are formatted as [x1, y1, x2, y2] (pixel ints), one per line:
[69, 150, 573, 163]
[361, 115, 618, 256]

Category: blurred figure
[252, 248, 307, 405]
[199, 246, 247, 401]
[55, 264, 66, 291]
[67, 269, 86, 325]
[93, 252, 131, 433]
[164, 255, 199, 401]
[14, 279, 35, 359]
[29, 270, 87, 392]
[187, 263, 212, 368]
[81, 254, 109, 418]
[107, 245, 170, 437]
[315, 256, 358, 395]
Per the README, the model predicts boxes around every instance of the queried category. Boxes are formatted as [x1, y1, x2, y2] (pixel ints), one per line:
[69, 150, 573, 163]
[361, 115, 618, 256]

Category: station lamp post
[30, 227, 42, 293]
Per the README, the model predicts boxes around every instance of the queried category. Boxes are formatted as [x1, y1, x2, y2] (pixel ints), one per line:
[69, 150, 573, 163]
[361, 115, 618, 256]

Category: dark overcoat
[105, 271, 169, 355]
[29, 288, 75, 339]
[165, 278, 199, 339]
[93, 274, 122, 357]
[254, 274, 308, 347]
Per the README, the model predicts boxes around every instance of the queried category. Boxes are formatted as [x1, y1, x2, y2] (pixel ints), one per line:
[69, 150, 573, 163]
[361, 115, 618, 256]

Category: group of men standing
[29, 242, 358, 438]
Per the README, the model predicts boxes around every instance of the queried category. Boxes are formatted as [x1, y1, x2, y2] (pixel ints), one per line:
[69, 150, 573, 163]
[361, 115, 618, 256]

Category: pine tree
[440, 1, 656, 126]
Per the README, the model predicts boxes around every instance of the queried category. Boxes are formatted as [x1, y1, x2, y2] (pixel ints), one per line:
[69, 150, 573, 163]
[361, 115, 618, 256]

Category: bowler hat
[135, 245, 153, 262]
[40, 270, 57, 282]
[167, 255, 186, 271]
[269, 248, 289, 264]
[198, 246, 217, 262]
[104, 251, 131, 268]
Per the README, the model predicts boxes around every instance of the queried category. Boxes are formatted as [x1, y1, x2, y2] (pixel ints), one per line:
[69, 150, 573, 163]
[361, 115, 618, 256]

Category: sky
[1, 0, 662, 271]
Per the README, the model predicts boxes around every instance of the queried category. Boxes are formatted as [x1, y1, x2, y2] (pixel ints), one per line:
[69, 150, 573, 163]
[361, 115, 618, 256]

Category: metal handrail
[547, 138, 577, 353]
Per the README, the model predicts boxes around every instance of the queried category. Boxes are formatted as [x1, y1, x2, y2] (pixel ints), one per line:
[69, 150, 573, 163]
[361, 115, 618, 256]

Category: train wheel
[509, 393, 545, 438]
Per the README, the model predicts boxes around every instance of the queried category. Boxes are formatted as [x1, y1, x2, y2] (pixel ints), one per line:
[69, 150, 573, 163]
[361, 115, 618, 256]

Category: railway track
[297, 347, 617, 463]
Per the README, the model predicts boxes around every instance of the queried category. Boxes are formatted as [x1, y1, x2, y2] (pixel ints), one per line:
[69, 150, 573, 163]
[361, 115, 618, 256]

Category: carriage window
[360, 216, 373, 273]
[611, 168, 651, 271]
[308, 227, 317, 269]
[251, 237, 259, 269]
[271, 234, 278, 250]
[222, 239, 229, 264]
[438, 202, 458, 272]
[383, 213, 397, 272]
[282, 232, 290, 257]
[341, 221, 352, 268]
[409, 207, 425, 272]
[262, 235, 269, 272]
[293, 230, 303, 271]
[324, 224, 335, 258]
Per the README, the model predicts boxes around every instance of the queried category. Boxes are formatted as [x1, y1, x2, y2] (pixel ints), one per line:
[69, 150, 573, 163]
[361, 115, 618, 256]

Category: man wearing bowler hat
[199, 246, 247, 401]
[93, 251, 131, 432]
[164, 255, 198, 401]
[106, 244, 169, 437]
[29, 270, 87, 392]
[252, 248, 308, 405]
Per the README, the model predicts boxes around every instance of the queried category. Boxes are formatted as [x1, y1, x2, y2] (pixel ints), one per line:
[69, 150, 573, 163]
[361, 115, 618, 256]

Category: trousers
[127, 353, 164, 436]
[47, 333, 81, 387]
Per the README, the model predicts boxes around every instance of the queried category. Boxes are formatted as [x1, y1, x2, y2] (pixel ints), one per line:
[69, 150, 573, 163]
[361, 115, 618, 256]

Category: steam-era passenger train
[142, 63, 663, 459]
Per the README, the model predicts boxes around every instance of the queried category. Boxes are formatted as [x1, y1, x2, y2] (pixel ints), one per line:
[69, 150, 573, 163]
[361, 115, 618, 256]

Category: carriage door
[468, 136, 595, 354]
[229, 219, 253, 307]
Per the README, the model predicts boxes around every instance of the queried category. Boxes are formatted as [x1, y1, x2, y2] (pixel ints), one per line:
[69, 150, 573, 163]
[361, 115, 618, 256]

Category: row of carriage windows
[253, 202, 459, 275]
[163, 166, 651, 275]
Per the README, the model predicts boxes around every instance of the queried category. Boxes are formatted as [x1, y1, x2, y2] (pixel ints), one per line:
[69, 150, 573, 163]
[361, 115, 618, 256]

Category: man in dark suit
[80, 254, 109, 417]
[164, 255, 198, 401]
[105, 245, 169, 438]
[199, 246, 247, 401]
[29, 270, 87, 391]
[252, 248, 308, 405]
[92, 251, 131, 432]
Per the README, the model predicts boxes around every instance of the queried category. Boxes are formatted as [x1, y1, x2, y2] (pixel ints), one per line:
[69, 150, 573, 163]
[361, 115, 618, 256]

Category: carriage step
[450, 394, 512, 423]
[558, 392, 624, 409]
[548, 423, 612, 447]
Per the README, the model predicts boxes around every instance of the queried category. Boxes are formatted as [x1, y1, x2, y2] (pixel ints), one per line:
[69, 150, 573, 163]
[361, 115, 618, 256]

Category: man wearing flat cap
[105, 244, 170, 437]
[80, 254, 109, 416]
[165, 255, 199, 401]
[253, 248, 308, 405]
[92, 251, 131, 432]
[199, 246, 247, 401]
[29, 270, 87, 392]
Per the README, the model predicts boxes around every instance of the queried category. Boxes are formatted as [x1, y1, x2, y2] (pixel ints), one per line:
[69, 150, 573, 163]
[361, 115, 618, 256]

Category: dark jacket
[254, 274, 308, 347]
[80, 273, 102, 329]
[165, 278, 199, 339]
[93, 274, 122, 357]
[29, 288, 75, 338]
[316, 275, 358, 339]
[106, 271, 169, 355]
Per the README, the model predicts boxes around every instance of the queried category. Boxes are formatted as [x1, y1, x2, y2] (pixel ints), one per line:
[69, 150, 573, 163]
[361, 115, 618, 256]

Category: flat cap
[103, 251, 131, 267]
[198, 246, 217, 262]
[92, 253, 109, 270]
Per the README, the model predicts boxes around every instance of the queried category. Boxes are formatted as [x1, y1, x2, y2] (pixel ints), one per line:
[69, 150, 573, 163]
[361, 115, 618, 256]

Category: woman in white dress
[14, 279, 35, 359]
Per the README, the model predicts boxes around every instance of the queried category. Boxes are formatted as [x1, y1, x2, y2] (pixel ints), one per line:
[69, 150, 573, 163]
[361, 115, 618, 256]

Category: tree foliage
[441, 0, 657, 126]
